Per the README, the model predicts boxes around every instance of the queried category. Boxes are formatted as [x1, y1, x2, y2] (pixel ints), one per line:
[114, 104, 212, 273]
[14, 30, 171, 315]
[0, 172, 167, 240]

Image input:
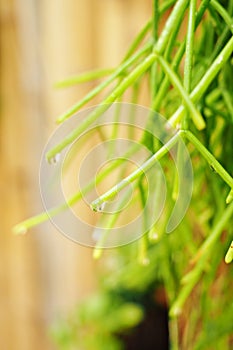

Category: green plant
[14, 0, 233, 348]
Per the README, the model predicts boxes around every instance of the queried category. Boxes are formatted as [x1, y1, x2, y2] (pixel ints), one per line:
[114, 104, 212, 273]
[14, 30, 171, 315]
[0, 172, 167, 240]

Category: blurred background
[0, 0, 151, 348]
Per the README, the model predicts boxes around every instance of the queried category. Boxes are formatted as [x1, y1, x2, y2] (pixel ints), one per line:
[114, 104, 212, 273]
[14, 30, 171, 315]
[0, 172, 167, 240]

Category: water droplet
[92, 201, 106, 212]
[48, 153, 61, 165]
[98, 202, 106, 211]
[13, 224, 27, 235]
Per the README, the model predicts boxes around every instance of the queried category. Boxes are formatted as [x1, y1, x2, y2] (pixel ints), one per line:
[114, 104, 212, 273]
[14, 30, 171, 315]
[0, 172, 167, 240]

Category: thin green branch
[55, 0, 179, 124]
[183, 0, 196, 94]
[182, 130, 233, 190]
[169, 36, 233, 126]
[152, 0, 211, 111]
[122, 20, 152, 61]
[47, 53, 156, 160]
[138, 180, 150, 265]
[151, 0, 159, 97]
[91, 133, 180, 211]
[13, 146, 140, 233]
[123, 0, 177, 61]
[210, 0, 233, 34]
[54, 68, 115, 88]
[156, 55, 206, 130]
[152, 0, 159, 43]
[191, 203, 233, 263]
[48, 0, 198, 158]
[170, 201, 233, 317]
[182, 0, 197, 129]
[93, 183, 139, 259]
[56, 41, 152, 123]
[154, 0, 189, 54]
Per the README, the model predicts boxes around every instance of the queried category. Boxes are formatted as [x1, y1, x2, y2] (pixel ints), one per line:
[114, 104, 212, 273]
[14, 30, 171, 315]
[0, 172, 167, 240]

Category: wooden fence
[0, 0, 151, 348]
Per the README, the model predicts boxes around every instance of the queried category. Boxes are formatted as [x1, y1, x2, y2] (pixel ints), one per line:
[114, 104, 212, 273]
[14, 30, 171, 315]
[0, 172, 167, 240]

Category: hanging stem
[138, 179, 150, 265]
[91, 133, 180, 211]
[182, 130, 233, 189]
[154, 0, 189, 54]
[156, 54, 205, 130]
[13, 143, 141, 233]
[123, 0, 178, 61]
[170, 201, 233, 317]
[54, 68, 115, 88]
[151, 0, 159, 98]
[152, 0, 211, 111]
[169, 36, 233, 126]
[47, 52, 157, 160]
[93, 182, 139, 259]
[172, 0, 197, 200]
[182, 0, 197, 128]
[56, 42, 152, 124]
[210, 0, 233, 34]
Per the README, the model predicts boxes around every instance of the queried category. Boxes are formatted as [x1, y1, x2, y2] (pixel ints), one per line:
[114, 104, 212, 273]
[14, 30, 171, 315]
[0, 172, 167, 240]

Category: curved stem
[93, 181, 139, 259]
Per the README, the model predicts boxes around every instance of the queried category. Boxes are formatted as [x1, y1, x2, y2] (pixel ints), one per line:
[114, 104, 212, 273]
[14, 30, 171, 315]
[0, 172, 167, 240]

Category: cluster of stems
[13, 0, 233, 325]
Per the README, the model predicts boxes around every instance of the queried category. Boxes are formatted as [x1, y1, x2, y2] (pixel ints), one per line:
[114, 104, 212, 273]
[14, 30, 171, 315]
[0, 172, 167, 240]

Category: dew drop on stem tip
[48, 153, 61, 165]
[91, 201, 106, 212]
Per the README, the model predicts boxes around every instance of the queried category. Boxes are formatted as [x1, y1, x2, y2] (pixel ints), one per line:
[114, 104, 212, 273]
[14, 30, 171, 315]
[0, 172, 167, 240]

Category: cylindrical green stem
[56, 42, 152, 124]
[13, 144, 141, 233]
[152, 0, 211, 112]
[210, 0, 233, 34]
[91, 133, 180, 211]
[154, 0, 189, 54]
[47, 52, 157, 161]
[54, 68, 115, 88]
[156, 55, 205, 130]
[169, 36, 233, 126]
[183, 130, 233, 189]
[170, 202, 233, 317]
[182, 0, 197, 129]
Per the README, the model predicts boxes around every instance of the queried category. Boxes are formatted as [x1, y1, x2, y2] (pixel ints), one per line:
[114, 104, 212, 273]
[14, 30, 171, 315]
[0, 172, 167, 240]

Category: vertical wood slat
[0, 0, 49, 348]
